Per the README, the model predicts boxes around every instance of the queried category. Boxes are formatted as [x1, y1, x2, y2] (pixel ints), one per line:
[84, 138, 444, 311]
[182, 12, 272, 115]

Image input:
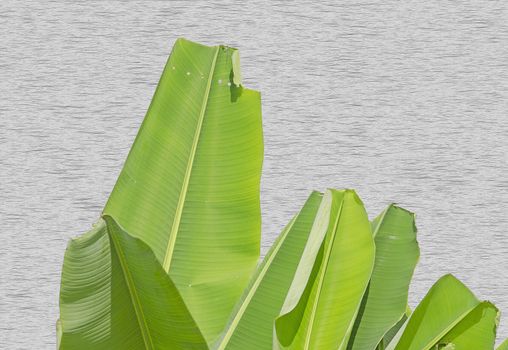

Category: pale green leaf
[498, 338, 508, 350]
[348, 204, 420, 350]
[436, 301, 498, 350]
[377, 312, 410, 350]
[103, 38, 263, 343]
[214, 192, 323, 350]
[58, 216, 207, 350]
[387, 274, 485, 350]
[274, 189, 375, 350]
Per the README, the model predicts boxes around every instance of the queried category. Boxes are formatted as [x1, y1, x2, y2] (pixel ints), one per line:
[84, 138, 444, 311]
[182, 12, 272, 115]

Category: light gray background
[1, 1, 508, 349]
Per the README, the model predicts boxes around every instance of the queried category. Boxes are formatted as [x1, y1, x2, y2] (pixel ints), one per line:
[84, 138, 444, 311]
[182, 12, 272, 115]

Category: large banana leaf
[387, 274, 498, 350]
[58, 215, 207, 350]
[214, 192, 323, 350]
[274, 189, 375, 350]
[103, 38, 263, 343]
[347, 204, 420, 350]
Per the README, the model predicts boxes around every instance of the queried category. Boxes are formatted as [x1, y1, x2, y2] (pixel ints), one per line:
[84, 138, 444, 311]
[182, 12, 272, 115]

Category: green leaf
[274, 189, 375, 350]
[58, 216, 207, 350]
[377, 311, 410, 350]
[103, 38, 263, 343]
[56, 319, 62, 349]
[498, 338, 508, 350]
[214, 191, 323, 350]
[436, 301, 498, 350]
[347, 204, 420, 350]
[387, 274, 492, 350]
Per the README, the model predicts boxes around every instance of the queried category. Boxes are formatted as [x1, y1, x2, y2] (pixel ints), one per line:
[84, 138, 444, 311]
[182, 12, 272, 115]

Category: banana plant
[498, 339, 508, 350]
[57, 37, 506, 350]
[59, 38, 263, 348]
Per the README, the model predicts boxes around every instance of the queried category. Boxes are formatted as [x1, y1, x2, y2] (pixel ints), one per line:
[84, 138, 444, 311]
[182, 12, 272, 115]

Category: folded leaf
[103, 38, 263, 343]
[58, 216, 207, 350]
[377, 310, 410, 350]
[436, 301, 498, 349]
[347, 204, 420, 350]
[387, 274, 493, 350]
[215, 191, 323, 350]
[274, 189, 375, 350]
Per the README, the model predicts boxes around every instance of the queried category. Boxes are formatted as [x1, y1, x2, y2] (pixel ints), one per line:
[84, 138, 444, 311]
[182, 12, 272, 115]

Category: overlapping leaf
[386, 274, 498, 350]
[498, 338, 508, 350]
[274, 189, 375, 350]
[214, 192, 323, 350]
[376, 310, 410, 350]
[58, 216, 207, 350]
[437, 301, 498, 349]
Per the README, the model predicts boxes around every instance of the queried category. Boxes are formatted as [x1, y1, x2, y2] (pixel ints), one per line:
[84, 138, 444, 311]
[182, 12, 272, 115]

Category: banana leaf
[103, 38, 263, 343]
[498, 339, 508, 350]
[376, 310, 410, 350]
[274, 189, 375, 350]
[214, 191, 323, 350]
[386, 274, 498, 350]
[58, 216, 207, 350]
[436, 301, 498, 349]
[347, 204, 420, 350]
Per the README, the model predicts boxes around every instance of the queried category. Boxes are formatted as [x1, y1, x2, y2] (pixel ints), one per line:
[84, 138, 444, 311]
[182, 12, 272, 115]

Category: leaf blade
[347, 205, 420, 350]
[103, 38, 263, 343]
[498, 338, 508, 350]
[388, 274, 481, 350]
[437, 301, 498, 350]
[215, 192, 323, 350]
[58, 216, 207, 350]
[274, 189, 375, 350]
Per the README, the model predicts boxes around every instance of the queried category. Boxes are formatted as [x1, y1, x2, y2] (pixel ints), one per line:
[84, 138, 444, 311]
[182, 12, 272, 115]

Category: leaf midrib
[303, 196, 344, 350]
[162, 46, 221, 272]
